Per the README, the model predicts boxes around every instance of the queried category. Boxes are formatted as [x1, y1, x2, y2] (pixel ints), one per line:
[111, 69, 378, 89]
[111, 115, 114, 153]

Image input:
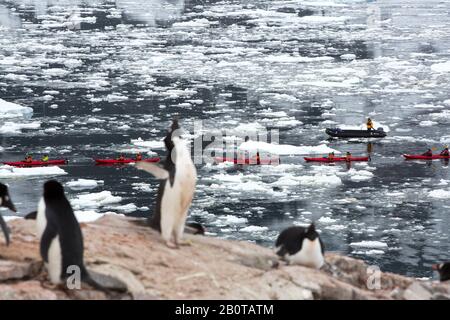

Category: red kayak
[304, 156, 369, 162]
[403, 154, 450, 160]
[2, 160, 68, 167]
[95, 158, 160, 165]
[215, 157, 277, 165]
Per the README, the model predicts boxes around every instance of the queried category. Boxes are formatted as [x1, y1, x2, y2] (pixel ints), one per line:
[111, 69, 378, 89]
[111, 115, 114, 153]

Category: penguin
[0, 183, 16, 246]
[37, 180, 105, 290]
[275, 223, 325, 269]
[134, 119, 197, 248]
[432, 262, 450, 282]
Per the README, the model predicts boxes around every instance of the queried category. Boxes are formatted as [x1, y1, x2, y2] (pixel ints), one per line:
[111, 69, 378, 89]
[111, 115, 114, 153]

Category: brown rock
[0, 281, 58, 300]
[0, 260, 41, 281]
[0, 215, 446, 300]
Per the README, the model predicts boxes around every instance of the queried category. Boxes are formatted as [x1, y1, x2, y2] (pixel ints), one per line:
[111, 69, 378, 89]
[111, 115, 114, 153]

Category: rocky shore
[0, 215, 448, 300]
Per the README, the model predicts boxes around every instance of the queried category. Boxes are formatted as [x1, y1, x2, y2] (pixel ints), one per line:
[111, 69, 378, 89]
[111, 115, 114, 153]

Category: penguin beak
[2, 197, 16, 212]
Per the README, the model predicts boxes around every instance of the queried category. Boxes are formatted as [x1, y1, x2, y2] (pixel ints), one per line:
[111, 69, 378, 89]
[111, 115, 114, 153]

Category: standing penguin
[432, 262, 450, 282]
[37, 180, 104, 289]
[135, 119, 197, 248]
[0, 183, 16, 246]
[275, 223, 325, 269]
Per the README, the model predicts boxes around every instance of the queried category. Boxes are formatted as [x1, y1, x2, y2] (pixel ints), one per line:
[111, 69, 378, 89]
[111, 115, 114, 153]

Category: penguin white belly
[159, 142, 196, 241]
[287, 238, 324, 269]
[47, 236, 63, 284]
[36, 197, 47, 238]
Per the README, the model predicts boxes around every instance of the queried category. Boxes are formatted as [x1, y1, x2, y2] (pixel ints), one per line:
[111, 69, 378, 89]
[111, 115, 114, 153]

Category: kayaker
[440, 146, 449, 156]
[25, 155, 33, 163]
[135, 153, 143, 161]
[42, 154, 49, 162]
[422, 149, 433, 157]
[117, 154, 125, 161]
[328, 152, 335, 160]
[256, 151, 261, 165]
[345, 152, 352, 161]
[366, 118, 374, 131]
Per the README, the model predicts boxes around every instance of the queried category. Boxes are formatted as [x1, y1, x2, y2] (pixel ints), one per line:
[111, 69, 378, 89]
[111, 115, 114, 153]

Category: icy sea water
[1, 0, 450, 279]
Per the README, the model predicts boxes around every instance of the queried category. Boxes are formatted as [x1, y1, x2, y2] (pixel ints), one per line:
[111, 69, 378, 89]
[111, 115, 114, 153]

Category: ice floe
[349, 241, 388, 249]
[238, 141, 339, 155]
[71, 191, 122, 210]
[131, 137, 165, 149]
[66, 179, 104, 190]
[428, 189, 450, 199]
[0, 165, 67, 178]
[240, 225, 268, 233]
[0, 98, 33, 119]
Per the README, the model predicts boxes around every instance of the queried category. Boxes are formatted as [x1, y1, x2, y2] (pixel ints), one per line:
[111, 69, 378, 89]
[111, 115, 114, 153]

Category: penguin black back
[41, 180, 87, 283]
[275, 223, 324, 257]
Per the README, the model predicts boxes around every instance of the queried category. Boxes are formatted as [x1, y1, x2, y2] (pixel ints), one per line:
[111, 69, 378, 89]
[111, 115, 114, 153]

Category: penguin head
[43, 180, 65, 200]
[305, 223, 319, 241]
[164, 118, 182, 152]
[0, 183, 16, 212]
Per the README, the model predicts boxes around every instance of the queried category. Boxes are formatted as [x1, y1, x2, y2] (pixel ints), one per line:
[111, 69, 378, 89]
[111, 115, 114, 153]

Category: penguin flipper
[24, 211, 37, 220]
[0, 215, 10, 246]
[40, 225, 57, 262]
[134, 162, 169, 179]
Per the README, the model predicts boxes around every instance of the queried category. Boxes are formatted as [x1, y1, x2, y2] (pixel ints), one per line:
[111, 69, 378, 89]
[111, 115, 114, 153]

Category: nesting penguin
[432, 262, 450, 282]
[275, 223, 325, 269]
[36, 180, 104, 289]
[135, 119, 197, 248]
[0, 183, 16, 246]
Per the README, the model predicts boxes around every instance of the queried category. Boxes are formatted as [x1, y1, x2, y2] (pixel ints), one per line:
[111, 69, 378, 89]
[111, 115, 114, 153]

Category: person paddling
[117, 154, 125, 161]
[42, 154, 49, 162]
[366, 118, 374, 131]
[25, 155, 33, 163]
[440, 146, 449, 157]
[135, 152, 143, 161]
[327, 152, 335, 161]
[345, 151, 352, 162]
[422, 149, 433, 157]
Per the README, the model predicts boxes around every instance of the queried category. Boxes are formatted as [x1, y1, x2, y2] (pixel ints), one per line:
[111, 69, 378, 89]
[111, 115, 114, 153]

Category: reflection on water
[0, 0, 185, 27]
[0, 5, 21, 29]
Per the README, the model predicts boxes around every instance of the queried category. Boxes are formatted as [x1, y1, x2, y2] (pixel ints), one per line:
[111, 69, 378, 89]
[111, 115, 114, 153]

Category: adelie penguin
[36, 180, 105, 290]
[135, 119, 198, 248]
[432, 262, 450, 282]
[0, 183, 16, 246]
[275, 223, 325, 269]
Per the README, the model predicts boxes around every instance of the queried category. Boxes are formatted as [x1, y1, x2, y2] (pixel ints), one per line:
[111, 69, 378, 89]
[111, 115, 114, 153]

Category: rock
[0, 215, 448, 300]
[0, 281, 58, 300]
[403, 282, 433, 300]
[0, 260, 41, 281]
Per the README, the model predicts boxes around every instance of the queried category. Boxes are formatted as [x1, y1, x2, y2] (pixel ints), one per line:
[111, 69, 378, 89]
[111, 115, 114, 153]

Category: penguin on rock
[0, 183, 16, 246]
[135, 119, 198, 248]
[36, 180, 105, 290]
[275, 223, 325, 269]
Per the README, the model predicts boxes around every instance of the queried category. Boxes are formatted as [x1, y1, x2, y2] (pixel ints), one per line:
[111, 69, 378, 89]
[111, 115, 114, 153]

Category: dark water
[0, 0, 449, 279]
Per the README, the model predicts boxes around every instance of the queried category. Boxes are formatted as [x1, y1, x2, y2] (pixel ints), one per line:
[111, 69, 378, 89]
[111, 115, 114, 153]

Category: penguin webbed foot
[176, 239, 193, 247]
[165, 240, 179, 249]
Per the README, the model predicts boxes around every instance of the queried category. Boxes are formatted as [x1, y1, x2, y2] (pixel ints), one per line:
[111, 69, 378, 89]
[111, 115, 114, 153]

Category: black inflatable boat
[326, 128, 387, 138]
